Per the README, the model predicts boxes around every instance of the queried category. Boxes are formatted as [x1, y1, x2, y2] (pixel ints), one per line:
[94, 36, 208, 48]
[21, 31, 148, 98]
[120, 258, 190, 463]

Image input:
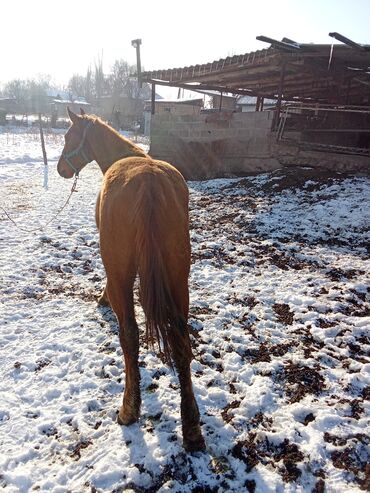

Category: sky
[1, 0, 370, 90]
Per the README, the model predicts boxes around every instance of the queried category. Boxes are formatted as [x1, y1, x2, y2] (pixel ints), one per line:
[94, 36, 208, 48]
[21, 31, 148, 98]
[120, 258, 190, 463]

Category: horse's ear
[80, 108, 86, 116]
[67, 107, 79, 124]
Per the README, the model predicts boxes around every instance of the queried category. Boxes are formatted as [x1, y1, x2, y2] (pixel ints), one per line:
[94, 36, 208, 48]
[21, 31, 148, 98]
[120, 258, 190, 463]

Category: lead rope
[1, 174, 79, 233]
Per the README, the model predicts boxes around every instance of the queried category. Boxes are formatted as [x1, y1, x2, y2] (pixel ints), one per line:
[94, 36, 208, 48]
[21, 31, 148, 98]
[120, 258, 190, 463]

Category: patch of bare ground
[331, 442, 370, 490]
[273, 303, 294, 325]
[281, 362, 326, 403]
[69, 439, 93, 460]
[221, 400, 241, 424]
[325, 267, 365, 282]
[227, 294, 258, 309]
[242, 342, 296, 364]
[253, 242, 314, 271]
[259, 168, 353, 194]
[232, 435, 304, 482]
[298, 327, 325, 359]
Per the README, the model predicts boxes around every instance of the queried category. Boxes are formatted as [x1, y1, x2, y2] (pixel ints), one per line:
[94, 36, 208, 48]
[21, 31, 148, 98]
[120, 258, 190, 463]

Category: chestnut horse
[57, 109, 205, 452]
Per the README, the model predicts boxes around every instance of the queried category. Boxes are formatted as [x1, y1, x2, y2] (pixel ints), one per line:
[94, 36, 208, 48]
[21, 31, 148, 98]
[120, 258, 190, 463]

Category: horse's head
[57, 108, 93, 179]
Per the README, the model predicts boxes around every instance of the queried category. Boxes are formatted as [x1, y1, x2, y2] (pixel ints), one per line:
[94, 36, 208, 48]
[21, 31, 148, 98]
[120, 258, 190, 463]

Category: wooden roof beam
[328, 32, 370, 51]
[145, 78, 257, 96]
[282, 37, 299, 45]
[256, 35, 301, 51]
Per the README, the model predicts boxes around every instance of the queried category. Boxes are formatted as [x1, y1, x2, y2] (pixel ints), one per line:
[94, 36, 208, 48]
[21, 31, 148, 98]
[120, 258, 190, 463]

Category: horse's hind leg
[168, 277, 205, 452]
[106, 274, 141, 425]
[168, 319, 205, 452]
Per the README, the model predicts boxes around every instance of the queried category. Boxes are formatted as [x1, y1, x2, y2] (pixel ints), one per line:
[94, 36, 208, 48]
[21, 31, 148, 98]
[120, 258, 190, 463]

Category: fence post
[39, 113, 49, 189]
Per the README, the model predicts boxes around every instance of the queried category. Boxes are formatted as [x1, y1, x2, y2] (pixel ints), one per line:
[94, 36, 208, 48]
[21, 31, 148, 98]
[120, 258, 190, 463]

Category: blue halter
[62, 121, 93, 175]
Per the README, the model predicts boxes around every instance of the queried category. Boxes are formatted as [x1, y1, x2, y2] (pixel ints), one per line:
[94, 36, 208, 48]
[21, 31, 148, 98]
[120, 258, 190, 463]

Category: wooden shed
[141, 34, 370, 179]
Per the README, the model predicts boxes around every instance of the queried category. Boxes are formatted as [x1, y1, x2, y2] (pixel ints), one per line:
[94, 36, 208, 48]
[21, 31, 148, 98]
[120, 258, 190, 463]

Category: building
[50, 94, 91, 125]
[96, 80, 152, 130]
[143, 97, 203, 136]
[0, 98, 17, 124]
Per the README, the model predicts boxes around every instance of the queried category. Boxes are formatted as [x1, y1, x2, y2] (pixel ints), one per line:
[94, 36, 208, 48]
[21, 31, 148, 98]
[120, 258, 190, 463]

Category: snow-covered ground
[0, 129, 369, 493]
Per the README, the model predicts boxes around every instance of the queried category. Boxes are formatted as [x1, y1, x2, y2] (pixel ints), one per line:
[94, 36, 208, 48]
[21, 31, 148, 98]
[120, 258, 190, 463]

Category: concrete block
[236, 129, 252, 139]
[169, 129, 190, 138]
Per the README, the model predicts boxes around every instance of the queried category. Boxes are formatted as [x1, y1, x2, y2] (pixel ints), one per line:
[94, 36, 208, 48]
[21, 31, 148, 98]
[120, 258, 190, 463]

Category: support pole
[131, 38, 142, 87]
[219, 92, 223, 112]
[273, 64, 286, 130]
[255, 96, 261, 111]
[151, 83, 156, 115]
[39, 113, 48, 190]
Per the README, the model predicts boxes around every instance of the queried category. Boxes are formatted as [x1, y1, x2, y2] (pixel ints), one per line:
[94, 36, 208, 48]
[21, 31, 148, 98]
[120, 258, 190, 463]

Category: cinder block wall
[149, 110, 369, 179]
[149, 111, 280, 179]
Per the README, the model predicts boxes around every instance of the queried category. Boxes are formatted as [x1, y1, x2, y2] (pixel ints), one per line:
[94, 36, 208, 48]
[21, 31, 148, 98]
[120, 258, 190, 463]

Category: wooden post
[273, 64, 286, 130]
[260, 97, 264, 111]
[39, 113, 48, 190]
[39, 113, 48, 167]
[131, 39, 142, 87]
[255, 96, 260, 111]
[219, 92, 223, 112]
[151, 83, 156, 115]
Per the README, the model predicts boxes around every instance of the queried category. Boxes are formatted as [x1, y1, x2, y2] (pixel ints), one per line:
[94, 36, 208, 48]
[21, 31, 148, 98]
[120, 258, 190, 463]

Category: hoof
[117, 406, 139, 426]
[97, 295, 110, 307]
[184, 435, 206, 453]
[183, 427, 206, 452]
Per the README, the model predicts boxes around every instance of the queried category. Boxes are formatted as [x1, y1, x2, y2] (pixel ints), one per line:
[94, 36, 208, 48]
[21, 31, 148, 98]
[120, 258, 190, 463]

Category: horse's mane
[82, 114, 147, 157]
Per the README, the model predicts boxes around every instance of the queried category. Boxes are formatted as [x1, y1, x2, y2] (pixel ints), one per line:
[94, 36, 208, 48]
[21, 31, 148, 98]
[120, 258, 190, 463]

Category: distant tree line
[67, 57, 142, 103]
[0, 74, 53, 114]
[0, 58, 143, 114]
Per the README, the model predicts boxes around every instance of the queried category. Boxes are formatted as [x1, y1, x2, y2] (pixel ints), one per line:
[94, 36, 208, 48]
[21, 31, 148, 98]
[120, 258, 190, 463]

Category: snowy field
[0, 129, 369, 493]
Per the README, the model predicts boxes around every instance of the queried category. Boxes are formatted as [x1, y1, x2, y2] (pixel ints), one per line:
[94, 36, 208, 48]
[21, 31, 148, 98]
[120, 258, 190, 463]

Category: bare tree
[68, 74, 86, 99]
[27, 75, 52, 114]
[85, 66, 93, 102]
[108, 59, 134, 97]
[3, 79, 28, 106]
[3, 76, 52, 114]
[94, 54, 106, 104]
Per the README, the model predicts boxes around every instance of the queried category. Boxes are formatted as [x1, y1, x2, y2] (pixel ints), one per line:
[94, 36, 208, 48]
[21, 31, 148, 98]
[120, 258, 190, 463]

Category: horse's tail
[134, 176, 192, 367]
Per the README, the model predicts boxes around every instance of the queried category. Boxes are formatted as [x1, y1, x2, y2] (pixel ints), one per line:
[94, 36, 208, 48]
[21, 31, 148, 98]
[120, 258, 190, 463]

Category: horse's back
[99, 156, 188, 227]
